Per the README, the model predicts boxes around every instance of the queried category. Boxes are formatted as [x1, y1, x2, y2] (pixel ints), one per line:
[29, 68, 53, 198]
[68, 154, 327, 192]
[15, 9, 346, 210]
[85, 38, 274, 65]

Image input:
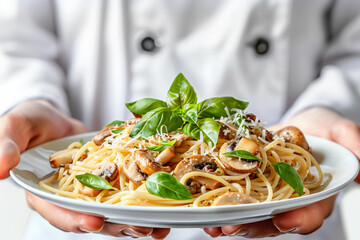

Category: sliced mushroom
[211, 192, 259, 206]
[92, 162, 119, 182]
[168, 133, 191, 147]
[155, 146, 175, 165]
[93, 125, 123, 146]
[173, 155, 221, 192]
[250, 128, 273, 142]
[218, 122, 237, 140]
[93, 118, 140, 146]
[219, 138, 259, 173]
[123, 159, 147, 185]
[186, 179, 202, 194]
[81, 162, 119, 197]
[49, 148, 80, 168]
[277, 126, 310, 151]
[132, 150, 171, 175]
[245, 113, 257, 122]
[244, 114, 273, 142]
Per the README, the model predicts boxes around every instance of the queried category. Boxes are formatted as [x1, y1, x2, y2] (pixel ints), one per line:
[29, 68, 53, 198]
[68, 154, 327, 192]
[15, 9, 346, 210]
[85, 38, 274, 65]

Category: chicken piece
[212, 192, 259, 206]
[132, 150, 171, 175]
[49, 148, 80, 168]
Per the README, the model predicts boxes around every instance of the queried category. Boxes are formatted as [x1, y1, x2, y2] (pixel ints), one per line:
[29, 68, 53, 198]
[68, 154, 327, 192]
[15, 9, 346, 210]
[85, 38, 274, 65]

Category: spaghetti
[39, 110, 324, 207]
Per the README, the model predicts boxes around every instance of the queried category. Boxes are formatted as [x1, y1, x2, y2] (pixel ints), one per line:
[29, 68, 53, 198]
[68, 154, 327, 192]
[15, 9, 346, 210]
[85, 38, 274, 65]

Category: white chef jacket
[1, 0, 360, 240]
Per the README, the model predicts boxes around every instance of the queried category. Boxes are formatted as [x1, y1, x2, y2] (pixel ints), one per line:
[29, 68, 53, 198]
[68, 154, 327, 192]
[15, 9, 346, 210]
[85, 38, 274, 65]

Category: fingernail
[280, 227, 299, 233]
[229, 227, 248, 236]
[152, 237, 165, 240]
[123, 228, 149, 237]
[79, 227, 92, 233]
[79, 226, 101, 233]
[212, 233, 223, 238]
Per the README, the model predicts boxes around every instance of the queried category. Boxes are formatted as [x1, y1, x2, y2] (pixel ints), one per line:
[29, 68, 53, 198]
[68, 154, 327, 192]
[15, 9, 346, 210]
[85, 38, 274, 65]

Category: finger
[220, 220, 280, 238]
[151, 228, 171, 240]
[26, 191, 104, 233]
[67, 117, 90, 135]
[272, 195, 336, 234]
[203, 227, 223, 238]
[100, 223, 153, 237]
[267, 123, 287, 132]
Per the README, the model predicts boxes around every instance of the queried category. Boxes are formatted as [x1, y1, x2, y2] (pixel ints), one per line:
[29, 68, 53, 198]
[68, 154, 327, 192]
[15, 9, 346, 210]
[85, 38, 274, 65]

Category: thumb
[0, 139, 21, 179]
[331, 120, 360, 183]
[0, 113, 32, 179]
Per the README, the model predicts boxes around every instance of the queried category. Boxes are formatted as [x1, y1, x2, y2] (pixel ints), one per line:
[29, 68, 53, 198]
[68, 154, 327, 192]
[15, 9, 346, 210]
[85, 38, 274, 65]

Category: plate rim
[10, 132, 360, 225]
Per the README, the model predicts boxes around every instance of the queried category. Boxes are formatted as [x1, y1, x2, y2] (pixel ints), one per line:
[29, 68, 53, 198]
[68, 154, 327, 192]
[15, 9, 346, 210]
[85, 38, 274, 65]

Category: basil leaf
[146, 172, 192, 200]
[222, 150, 262, 162]
[183, 118, 220, 148]
[147, 140, 176, 151]
[130, 107, 183, 138]
[111, 128, 124, 134]
[105, 120, 125, 127]
[75, 173, 117, 190]
[197, 97, 249, 119]
[126, 98, 167, 116]
[182, 104, 198, 124]
[272, 162, 303, 196]
[166, 73, 197, 109]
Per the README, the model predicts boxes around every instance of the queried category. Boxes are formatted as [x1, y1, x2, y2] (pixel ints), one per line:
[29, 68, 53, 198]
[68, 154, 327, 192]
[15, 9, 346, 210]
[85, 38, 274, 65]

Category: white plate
[10, 133, 359, 228]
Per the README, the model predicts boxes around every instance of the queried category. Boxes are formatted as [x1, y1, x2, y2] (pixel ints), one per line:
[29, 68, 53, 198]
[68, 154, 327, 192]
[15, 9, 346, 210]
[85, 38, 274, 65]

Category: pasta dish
[39, 74, 324, 207]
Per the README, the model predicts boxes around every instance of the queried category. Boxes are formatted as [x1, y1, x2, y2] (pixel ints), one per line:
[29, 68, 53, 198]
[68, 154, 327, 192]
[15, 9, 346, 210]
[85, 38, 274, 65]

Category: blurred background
[1, 1, 360, 240]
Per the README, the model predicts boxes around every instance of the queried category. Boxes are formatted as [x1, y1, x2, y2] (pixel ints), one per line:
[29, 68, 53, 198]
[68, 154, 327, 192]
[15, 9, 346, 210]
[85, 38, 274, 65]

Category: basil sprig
[183, 118, 220, 148]
[76, 173, 117, 190]
[222, 150, 262, 162]
[127, 73, 249, 147]
[130, 107, 183, 138]
[166, 73, 197, 109]
[147, 140, 176, 151]
[111, 129, 124, 134]
[272, 162, 303, 196]
[197, 97, 249, 119]
[145, 172, 192, 200]
[105, 120, 125, 127]
[126, 98, 167, 116]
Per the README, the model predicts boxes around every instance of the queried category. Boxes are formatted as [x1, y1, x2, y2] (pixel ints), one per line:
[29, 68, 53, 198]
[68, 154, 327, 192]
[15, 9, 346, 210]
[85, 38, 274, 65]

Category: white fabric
[1, 0, 360, 126]
[0, 0, 360, 239]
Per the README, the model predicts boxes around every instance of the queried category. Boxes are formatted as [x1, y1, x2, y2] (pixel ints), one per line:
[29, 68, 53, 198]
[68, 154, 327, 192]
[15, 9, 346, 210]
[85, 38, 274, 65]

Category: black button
[254, 38, 269, 55]
[140, 36, 157, 52]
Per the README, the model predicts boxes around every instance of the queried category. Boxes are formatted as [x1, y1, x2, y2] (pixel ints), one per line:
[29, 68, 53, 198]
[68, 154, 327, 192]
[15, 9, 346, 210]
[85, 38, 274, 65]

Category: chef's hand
[25, 192, 170, 238]
[204, 196, 336, 238]
[204, 106, 360, 238]
[0, 100, 170, 239]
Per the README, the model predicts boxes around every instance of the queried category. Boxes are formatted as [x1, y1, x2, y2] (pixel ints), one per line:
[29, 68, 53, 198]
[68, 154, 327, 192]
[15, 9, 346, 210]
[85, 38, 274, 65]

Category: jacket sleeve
[282, 0, 360, 124]
[0, 0, 70, 116]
